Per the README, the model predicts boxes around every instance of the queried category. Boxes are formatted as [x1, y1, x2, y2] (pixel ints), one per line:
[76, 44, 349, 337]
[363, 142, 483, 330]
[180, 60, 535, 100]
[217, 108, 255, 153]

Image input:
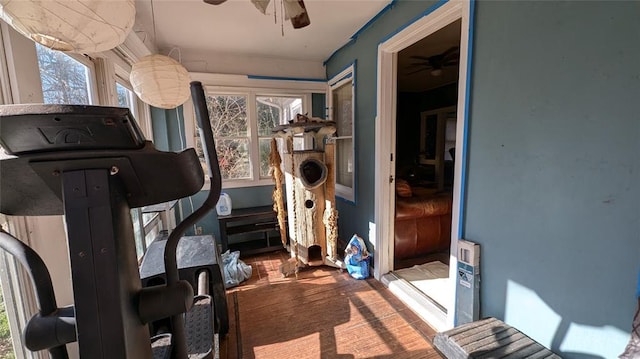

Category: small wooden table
[217, 205, 286, 255]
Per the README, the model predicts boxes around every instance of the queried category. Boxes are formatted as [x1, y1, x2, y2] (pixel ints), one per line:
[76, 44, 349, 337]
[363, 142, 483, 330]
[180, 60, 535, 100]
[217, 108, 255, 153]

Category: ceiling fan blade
[406, 68, 428, 75]
[442, 59, 459, 67]
[410, 55, 433, 61]
[407, 62, 433, 68]
[441, 46, 460, 58]
[250, 0, 270, 13]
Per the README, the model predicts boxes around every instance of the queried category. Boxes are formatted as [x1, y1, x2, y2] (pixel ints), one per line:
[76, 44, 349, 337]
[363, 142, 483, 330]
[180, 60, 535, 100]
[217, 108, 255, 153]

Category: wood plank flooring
[219, 250, 444, 359]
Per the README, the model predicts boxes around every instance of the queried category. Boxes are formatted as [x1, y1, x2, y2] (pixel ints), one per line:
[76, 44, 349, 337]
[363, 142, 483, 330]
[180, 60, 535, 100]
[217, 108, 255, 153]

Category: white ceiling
[133, 0, 391, 63]
[132, 0, 461, 91]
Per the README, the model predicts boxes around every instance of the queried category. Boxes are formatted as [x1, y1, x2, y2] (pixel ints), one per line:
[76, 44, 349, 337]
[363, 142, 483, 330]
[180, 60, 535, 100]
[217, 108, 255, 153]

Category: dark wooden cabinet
[218, 206, 287, 256]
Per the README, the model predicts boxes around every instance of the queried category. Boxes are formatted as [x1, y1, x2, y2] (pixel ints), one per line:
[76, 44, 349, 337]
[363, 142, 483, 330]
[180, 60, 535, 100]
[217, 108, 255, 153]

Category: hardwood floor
[219, 249, 444, 359]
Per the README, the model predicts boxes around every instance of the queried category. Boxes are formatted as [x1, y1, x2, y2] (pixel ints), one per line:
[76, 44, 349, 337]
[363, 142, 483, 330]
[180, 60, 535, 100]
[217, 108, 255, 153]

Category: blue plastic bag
[344, 234, 370, 280]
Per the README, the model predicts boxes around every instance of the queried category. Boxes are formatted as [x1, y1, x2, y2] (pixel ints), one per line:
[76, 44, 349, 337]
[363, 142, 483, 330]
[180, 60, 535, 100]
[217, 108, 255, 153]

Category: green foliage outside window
[0, 292, 14, 359]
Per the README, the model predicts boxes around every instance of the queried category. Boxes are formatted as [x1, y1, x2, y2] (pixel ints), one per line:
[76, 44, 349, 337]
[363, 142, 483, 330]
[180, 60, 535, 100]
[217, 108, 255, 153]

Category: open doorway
[393, 19, 461, 312]
[374, 1, 472, 331]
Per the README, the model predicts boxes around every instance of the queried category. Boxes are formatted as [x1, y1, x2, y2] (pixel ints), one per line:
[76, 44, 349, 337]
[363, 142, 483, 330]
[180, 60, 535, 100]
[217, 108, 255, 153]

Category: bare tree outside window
[116, 82, 132, 108]
[257, 96, 302, 178]
[194, 95, 250, 180]
[194, 93, 304, 184]
[36, 44, 91, 105]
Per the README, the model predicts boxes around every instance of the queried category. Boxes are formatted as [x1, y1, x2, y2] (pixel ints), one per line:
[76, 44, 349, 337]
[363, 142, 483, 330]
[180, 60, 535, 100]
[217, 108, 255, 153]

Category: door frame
[373, 0, 473, 329]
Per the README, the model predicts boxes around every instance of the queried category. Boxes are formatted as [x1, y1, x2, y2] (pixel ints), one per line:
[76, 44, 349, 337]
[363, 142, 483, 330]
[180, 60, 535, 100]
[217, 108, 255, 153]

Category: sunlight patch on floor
[394, 261, 451, 309]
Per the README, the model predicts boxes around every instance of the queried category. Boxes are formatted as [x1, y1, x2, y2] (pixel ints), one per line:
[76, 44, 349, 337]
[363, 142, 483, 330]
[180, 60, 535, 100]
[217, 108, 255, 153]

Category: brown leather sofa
[394, 185, 452, 261]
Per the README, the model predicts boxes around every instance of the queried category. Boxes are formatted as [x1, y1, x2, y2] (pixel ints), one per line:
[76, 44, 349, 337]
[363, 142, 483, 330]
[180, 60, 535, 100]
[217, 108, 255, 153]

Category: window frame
[184, 74, 325, 189]
[113, 64, 153, 139]
[328, 63, 356, 202]
[114, 77, 162, 259]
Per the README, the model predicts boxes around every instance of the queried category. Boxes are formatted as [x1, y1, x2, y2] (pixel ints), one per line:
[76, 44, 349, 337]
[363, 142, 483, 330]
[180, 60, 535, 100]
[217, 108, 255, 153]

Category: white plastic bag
[221, 250, 252, 288]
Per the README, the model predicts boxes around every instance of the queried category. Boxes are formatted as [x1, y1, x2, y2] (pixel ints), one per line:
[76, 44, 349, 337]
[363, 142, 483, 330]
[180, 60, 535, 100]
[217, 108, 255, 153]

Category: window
[116, 80, 161, 259]
[192, 86, 309, 188]
[36, 43, 95, 105]
[0, 217, 17, 359]
[203, 94, 250, 180]
[256, 96, 303, 177]
[116, 81, 136, 109]
[329, 65, 355, 201]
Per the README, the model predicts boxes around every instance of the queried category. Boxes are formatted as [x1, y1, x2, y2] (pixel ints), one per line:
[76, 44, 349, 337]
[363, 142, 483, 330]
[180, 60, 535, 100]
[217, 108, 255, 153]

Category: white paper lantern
[130, 54, 190, 109]
[0, 0, 135, 53]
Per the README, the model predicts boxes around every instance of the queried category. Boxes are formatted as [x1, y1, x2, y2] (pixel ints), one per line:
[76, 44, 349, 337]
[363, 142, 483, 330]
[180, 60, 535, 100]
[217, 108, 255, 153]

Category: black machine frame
[0, 81, 225, 359]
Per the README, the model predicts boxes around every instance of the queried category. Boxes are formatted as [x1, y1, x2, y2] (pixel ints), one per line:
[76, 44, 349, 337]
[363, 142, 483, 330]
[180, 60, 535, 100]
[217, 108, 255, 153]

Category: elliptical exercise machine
[0, 81, 224, 358]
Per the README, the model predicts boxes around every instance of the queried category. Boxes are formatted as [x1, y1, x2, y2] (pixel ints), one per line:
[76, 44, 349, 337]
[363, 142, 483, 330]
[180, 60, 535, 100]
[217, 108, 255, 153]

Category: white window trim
[114, 67, 153, 139]
[328, 64, 356, 202]
[183, 73, 326, 189]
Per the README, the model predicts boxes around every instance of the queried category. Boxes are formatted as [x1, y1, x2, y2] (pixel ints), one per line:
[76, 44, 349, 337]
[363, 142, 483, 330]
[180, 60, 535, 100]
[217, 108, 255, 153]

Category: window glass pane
[206, 95, 247, 137]
[131, 208, 144, 259]
[332, 82, 352, 137]
[194, 131, 209, 176]
[36, 43, 91, 105]
[116, 82, 133, 108]
[258, 138, 272, 178]
[145, 227, 159, 249]
[142, 212, 157, 226]
[256, 96, 303, 136]
[336, 138, 353, 187]
[217, 138, 250, 180]
[0, 289, 14, 358]
[0, 216, 15, 359]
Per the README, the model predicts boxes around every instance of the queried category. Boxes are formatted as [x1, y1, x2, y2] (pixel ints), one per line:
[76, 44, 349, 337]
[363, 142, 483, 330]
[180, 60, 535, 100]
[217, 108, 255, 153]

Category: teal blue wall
[151, 106, 185, 152]
[464, 2, 639, 357]
[325, 0, 640, 357]
[175, 186, 274, 240]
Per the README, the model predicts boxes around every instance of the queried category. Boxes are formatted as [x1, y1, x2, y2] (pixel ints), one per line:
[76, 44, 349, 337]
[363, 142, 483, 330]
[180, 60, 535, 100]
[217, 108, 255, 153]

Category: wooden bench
[434, 317, 561, 358]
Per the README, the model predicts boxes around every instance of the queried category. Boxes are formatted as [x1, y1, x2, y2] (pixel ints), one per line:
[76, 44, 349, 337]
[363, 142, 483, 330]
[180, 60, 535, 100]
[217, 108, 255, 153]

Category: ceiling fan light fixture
[0, 0, 135, 53]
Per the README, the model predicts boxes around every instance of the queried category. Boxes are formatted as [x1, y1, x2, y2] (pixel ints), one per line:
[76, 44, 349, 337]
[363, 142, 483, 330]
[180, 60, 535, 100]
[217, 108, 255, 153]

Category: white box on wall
[456, 239, 480, 326]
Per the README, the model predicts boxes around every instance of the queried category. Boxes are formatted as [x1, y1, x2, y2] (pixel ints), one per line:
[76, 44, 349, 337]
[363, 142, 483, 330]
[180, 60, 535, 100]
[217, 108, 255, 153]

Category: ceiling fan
[407, 46, 459, 76]
[203, 0, 310, 29]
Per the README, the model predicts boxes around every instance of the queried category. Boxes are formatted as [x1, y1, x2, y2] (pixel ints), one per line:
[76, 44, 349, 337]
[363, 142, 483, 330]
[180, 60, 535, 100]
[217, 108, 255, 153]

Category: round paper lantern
[130, 54, 190, 109]
[0, 0, 135, 53]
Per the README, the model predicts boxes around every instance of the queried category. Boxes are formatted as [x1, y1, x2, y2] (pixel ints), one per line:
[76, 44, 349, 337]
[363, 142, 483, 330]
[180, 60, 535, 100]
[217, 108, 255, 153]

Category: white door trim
[374, 0, 472, 329]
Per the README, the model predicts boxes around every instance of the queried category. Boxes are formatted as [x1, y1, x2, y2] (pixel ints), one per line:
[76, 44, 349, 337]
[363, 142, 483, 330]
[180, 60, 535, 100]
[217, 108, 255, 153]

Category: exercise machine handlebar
[0, 229, 76, 359]
[161, 81, 222, 358]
